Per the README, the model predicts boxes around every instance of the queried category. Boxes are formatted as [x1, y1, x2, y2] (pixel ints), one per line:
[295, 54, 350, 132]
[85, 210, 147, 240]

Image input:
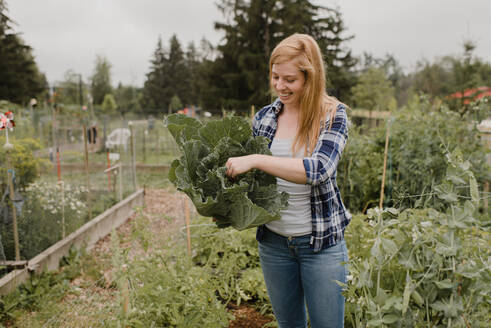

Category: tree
[0, 0, 47, 104]
[141, 36, 166, 111]
[205, 0, 356, 114]
[90, 55, 113, 105]
[351, 67, 396, 112]
[101, 94, 117, 114]
[141, 34, 190, 114]
[114, 82, 141, 115]
[169, 95, 183, 113]
[56, 69, 86, 105]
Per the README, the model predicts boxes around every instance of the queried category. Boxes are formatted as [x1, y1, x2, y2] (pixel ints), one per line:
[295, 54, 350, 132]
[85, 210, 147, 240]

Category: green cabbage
[165, 114, 289, 230]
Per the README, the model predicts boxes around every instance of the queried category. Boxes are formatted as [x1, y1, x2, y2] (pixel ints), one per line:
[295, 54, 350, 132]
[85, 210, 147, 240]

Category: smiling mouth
[279, 92, 293, 97]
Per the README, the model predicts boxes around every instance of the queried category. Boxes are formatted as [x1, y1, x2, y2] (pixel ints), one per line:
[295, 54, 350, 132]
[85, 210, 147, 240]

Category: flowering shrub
[1, 182, 88, 260]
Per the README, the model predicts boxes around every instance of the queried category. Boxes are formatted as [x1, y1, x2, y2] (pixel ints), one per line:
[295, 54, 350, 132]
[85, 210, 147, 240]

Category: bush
[0, 137, 47, 190]
[338, 95, 489, 212]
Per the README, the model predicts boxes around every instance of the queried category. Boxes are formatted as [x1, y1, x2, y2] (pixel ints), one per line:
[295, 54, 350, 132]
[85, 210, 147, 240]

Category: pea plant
[343, 149, 490, 327]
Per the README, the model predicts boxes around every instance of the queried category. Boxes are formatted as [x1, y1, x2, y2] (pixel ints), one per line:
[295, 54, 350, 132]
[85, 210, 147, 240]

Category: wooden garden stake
[56, 147, 61, 181]
[250, 105, 255, 120]
[5, 148, 20, 261]
[128, 122, 137, 191]
[484, 182, 489, 213]
[118, 163, 123, 202]
[184, 197, 192, 256]
[82, 123, 92, 220]
[379, 117, 391, 209]
[107, 151, 111, 191]
[143, 129, 146, 163]
[59, 181, 66, 239]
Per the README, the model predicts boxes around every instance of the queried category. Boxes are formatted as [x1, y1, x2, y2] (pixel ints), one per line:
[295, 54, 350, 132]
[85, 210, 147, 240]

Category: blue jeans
[258, 227, 348, 328]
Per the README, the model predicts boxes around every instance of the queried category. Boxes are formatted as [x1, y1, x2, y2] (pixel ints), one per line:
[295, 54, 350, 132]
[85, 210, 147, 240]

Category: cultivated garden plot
[0, 96, 489, 327]
[0, 107, 180, 277]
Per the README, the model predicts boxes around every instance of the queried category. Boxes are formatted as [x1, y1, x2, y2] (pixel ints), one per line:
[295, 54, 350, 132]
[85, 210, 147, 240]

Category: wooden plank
[0, 261, 28, 268]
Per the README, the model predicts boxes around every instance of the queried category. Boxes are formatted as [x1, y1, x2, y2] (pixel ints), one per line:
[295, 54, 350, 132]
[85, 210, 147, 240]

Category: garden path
[16, 188, 272, 327]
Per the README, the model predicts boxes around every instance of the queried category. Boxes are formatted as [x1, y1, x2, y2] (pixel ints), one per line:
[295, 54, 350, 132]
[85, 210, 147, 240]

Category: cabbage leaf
[165, 114, 288, 230]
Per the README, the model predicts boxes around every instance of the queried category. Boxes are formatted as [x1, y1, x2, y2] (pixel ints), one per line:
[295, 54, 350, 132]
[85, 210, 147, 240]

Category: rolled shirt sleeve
[303, 105, 348, 186]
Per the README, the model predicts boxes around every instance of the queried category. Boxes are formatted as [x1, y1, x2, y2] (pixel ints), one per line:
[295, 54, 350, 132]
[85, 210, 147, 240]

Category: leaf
[165, 113, 202, 148]
[167, 114, 288, 230]
[469, 175, 479, 205]
[382, 314, 399, 324]
[381, 237, 398, 257]
[402, 272, 412, 315]
[434, 279, 455, 289]
[198, 116, 251, 148]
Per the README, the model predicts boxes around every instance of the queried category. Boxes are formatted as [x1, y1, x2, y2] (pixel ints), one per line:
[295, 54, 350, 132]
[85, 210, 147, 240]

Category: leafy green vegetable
[165, 114, 288, 230]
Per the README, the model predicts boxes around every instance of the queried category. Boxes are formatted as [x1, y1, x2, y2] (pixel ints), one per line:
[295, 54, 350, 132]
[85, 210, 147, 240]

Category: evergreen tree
[141, 36, 167, 111]
[185, 41, 201, 107]
[141, 34, 190, 114]
[166, 35, 189, 106]
[90, 54, 113, 105]
[0, 0, 47, 104]
[206, 0, 356, 114]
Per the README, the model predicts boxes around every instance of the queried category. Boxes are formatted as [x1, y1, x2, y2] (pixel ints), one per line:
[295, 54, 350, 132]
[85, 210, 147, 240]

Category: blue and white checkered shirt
[253, 98, 352, 252]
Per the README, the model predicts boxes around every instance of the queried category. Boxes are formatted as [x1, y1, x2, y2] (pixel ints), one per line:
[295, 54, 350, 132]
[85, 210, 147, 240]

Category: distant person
[87, 122, 98, 151]
[223, 34, 351, 327]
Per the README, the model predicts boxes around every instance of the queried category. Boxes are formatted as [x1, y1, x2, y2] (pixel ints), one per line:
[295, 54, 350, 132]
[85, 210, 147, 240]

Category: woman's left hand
[225, 155, 256, 178]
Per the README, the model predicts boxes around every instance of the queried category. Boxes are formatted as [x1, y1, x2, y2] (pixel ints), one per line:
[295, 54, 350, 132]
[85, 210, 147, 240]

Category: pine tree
[141, 34, 190, 114]
[141, 36, 166, 111]
[0, 0, 47, 104]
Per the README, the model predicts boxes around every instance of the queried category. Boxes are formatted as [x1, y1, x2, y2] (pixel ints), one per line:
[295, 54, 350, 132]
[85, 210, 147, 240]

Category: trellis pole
[82, 122, 92, 220]
[379, 117, 391, 209]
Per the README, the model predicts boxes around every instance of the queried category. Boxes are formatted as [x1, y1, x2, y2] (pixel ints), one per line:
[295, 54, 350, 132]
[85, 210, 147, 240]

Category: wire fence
[0, 108, 181, 273]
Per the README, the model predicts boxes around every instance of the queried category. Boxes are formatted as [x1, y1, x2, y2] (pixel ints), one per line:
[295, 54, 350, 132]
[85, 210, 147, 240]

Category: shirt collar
[271, 98, 283, 116]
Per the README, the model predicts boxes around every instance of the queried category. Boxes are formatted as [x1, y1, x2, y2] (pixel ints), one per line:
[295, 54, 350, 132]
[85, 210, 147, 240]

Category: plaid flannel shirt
[253, 98, 352, 252]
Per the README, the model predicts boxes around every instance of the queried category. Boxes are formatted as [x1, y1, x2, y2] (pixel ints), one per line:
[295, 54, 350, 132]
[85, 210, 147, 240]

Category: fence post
[107, 152, 111, 192]
[82, 123, 92, 220]
[59, 181, 66, 239]
[4, 147, 20, 261]
[143, 129, 146, 163]
[128, 122, 137, 191]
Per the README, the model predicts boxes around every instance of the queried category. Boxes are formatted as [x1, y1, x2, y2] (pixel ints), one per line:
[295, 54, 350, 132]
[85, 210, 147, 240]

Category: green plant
[338, 95, 489, 213]
[166, 113, 288, 230]
[0, 137, 47, 189]
[343, 149, 490, 327]
[0, 246, 86, 325]
[1, 181, 88, 260]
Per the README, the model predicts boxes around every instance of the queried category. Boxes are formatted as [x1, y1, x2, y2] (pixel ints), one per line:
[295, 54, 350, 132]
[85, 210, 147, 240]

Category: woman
[225, 34, 351, 328]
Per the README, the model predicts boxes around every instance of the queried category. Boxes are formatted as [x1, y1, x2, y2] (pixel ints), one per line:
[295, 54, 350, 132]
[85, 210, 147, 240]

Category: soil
[228, 303, 273, 328]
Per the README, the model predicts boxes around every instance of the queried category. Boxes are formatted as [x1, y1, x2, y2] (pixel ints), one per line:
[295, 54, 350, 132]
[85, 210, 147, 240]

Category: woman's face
[271, 60, 305, 108]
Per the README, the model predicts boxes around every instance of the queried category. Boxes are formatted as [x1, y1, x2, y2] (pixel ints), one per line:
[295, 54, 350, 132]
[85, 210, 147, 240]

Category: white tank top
[266, 138, 312, 237]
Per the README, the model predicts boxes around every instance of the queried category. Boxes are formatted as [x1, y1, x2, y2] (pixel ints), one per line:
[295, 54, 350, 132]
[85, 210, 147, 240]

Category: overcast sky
[7, 0, 491, 87]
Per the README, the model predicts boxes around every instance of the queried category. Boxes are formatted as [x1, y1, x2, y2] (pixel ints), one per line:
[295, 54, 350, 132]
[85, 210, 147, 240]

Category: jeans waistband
[262, 225, 312, 247]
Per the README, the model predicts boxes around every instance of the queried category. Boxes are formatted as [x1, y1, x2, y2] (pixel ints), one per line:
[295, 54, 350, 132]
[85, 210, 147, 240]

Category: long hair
[269, 33, 342, 156]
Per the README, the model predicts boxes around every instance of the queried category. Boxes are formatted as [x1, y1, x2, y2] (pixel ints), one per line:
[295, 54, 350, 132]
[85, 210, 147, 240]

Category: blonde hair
[269, 33, 342, 156]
